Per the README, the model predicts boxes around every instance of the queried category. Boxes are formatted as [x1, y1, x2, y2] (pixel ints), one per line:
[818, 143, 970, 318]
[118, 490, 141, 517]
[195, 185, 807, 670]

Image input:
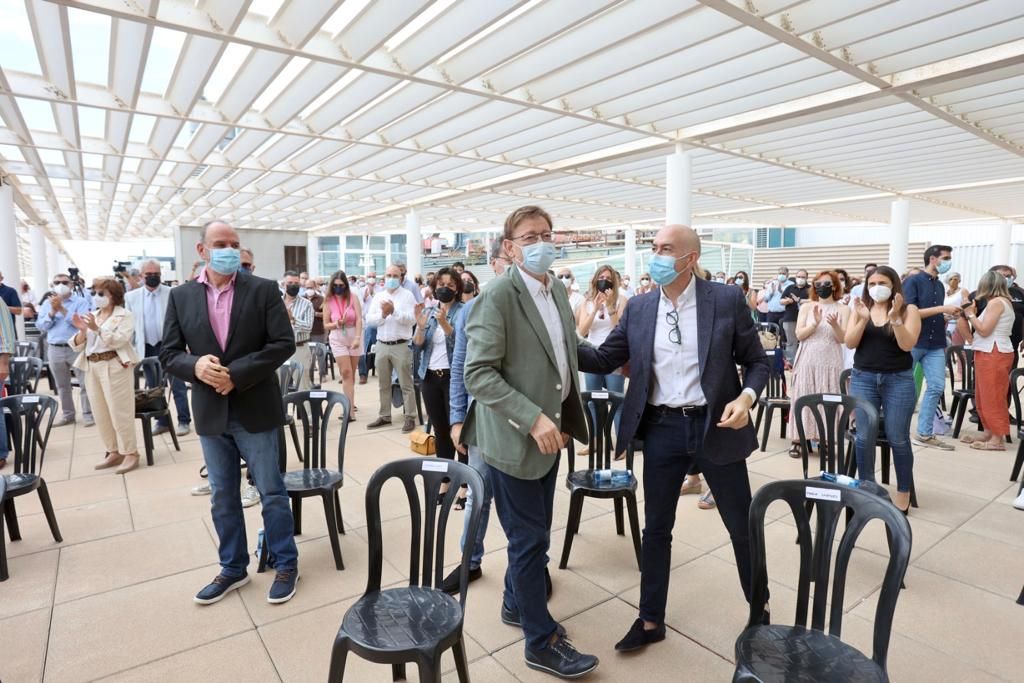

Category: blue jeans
[199, 417, 298, 576]
[460, 446, 492, 569]
[489, 456, 560, 651]
[583, 372, 624, 434]
[144, 343, 191, 427]
[849, 368, 916, 493]
[358, 326, 377, 379]
[910, 346, 945, 438]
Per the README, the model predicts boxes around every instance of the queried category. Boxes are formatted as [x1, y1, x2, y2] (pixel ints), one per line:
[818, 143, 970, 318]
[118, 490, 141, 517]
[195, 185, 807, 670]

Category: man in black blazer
[577, 224, 770, 653]
[161, 220, 299, 605]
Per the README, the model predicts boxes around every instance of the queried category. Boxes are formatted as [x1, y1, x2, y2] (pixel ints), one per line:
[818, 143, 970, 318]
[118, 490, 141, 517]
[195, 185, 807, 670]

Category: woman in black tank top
[844, 266, 922, 514]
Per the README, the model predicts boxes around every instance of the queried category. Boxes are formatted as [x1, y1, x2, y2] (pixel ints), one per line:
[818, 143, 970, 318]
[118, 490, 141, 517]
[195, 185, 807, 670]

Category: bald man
[577, 224, 771, 653]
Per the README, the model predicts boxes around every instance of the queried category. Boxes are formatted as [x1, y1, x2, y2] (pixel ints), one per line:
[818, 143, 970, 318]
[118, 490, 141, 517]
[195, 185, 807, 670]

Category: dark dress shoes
[525, 634, 599, 679]
[614, 618, 666, 652]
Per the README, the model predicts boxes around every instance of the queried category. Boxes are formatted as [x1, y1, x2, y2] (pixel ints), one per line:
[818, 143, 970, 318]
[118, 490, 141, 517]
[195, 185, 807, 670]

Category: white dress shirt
[519, 266, 571, 401]
[143, 287, 162, 345]
[650, 278, 705, 407]
[366, 286, 417, 341]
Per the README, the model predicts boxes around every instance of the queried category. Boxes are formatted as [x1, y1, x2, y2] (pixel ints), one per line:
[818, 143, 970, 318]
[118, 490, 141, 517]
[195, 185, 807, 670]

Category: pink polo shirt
[196, 267, 236, 352]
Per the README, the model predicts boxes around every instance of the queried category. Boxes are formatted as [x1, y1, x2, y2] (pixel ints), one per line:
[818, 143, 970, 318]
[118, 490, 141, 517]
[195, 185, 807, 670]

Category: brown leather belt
[86, 350, 119, 362]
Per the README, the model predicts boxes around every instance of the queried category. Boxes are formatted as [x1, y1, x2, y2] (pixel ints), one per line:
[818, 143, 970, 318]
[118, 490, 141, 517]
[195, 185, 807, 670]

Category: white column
[362, 234, 372, 275]
[306, 233, 319, 277]
[993, 220, 1013, 267]
[624, 226, 637, 279]
[666, 143, 692, 225]
[46, 238, 59, 279]
[405, 210, 422, 278]
[888, 198, 910, 274]
[0, 178, 25, 338]
[29, 226, 47, 294]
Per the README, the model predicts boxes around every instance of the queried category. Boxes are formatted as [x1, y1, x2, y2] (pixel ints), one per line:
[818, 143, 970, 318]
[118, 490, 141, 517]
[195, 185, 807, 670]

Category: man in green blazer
[463, 206, 598, 679]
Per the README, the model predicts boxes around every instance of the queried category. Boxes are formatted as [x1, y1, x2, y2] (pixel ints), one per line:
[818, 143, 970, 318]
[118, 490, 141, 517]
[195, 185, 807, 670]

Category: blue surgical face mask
[208, 247, 241, 275]
[649, 253, 692, 286]
[1007, 275, 1015, 287]
[385, 277, 400, 290]
[518, 241, 557, 275]
[777, 274, 787, 282]
[936, 259, 952, 275]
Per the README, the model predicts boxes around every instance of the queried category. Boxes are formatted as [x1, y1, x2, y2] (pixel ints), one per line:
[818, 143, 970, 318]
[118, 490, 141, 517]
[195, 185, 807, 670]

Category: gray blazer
[578, 277, 770, 463]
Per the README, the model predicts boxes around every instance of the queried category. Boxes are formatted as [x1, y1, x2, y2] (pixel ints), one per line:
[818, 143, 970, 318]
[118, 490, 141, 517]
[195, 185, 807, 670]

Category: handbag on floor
[409, 430, 436, 455]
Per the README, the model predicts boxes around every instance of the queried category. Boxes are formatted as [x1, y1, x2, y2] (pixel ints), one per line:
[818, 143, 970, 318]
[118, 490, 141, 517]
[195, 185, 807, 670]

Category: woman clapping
[70, 278, 142, 474]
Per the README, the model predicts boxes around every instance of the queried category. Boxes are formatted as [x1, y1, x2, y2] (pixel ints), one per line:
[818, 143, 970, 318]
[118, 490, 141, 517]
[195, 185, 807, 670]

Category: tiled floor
[3, 376, 1022, 682]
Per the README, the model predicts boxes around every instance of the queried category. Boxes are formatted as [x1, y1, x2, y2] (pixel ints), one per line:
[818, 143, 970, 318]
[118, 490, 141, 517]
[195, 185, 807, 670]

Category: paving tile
[0, 607, 50, 682]
[55, 518, 218, 603]
[6, 497, 133, 558]
[492, 596, 735, 682]
[897, 486, 991, 528]
[98, 630, 279, 682]
[915, 529, 1024, 598]
[45, 565, 253, 683]
[13, 472, 125, 515]
[959, 499, 1024, 548]
[128, 485, 215, 530]
[0, 549, 58, 619]
[851, 567, 1023, 681]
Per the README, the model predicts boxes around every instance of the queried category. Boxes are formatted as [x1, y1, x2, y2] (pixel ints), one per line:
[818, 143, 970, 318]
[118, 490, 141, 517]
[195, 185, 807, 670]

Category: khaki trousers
[288, 344, 313, 391]
[84, 359, 138, 455]
[375, 342, 415, 420]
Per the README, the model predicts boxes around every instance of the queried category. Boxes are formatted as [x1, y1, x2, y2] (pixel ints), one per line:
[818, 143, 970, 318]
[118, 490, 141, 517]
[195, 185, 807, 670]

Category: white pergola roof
[2, 0, 1023, 251]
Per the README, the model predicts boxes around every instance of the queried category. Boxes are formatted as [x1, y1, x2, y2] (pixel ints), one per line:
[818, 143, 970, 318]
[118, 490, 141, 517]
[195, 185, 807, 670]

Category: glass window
[369, 236, 386, 251]
[319, 251, 340, 275]
[345, 235, 362, 250]
[319, 236, 339, 250]
[344, 253, 362, 274]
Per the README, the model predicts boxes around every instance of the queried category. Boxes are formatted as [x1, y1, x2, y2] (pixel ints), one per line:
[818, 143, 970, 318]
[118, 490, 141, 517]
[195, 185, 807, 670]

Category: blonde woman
[70, 278, 141, 474]
[576, 265, 627, 447]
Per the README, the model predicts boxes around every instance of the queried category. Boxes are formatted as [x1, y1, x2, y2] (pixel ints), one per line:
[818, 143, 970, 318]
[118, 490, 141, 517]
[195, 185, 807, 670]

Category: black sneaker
[501, 603, 566, 637]
[441, 565, 482, 594]
[194, 573, 249, 605]
[614, 618, 665, 652]
[267, 569, 299, 604]
[525, 634, 599, 679]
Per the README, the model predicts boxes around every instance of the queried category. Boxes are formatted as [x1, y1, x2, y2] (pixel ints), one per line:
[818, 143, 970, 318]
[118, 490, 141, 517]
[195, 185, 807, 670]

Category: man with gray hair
[125, 259, 191, 436]
[366, 264, 418, 433]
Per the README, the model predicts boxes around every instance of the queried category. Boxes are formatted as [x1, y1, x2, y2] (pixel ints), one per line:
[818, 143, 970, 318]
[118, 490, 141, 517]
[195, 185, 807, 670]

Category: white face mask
[93, 294, 109, 309]
[795, 277, 807, 287]
[53, 284, 71, 297]
[869, 284, 892, 303]
[736, 277, 745, 285]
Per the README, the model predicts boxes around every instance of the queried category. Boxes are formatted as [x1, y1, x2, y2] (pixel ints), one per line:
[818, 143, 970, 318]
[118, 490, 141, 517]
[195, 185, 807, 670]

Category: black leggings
[421, 369, 463, 463]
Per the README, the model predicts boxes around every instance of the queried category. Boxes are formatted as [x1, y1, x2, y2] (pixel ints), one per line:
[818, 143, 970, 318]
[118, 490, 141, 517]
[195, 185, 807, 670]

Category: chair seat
[283, 468, 343, 490]
[342, 587, 462, 650]
[734, 625, 887, 683]
[3, 473, 40, 493]
[566, 469, 637, 492]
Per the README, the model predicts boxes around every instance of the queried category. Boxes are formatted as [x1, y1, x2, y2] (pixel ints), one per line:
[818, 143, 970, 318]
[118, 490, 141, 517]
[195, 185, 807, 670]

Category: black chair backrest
[763, 359, 787, 400]
[838, 368, 851, 395]
[758, 321, 781, 338]
[1, 395, 57, 476]
[282, 390, 350, 471]
[134, 356, 168, 391]
[15, 340, 39, 358]
[570, 390, 629, 472]
[8, 357, 43, 395]
[746, 479, 912, 671]
[945, 345, 974, 392]
[793, 394, 878, 480]
[1011, 368, 1024, 428]
[277, 360, 302, 396]
[364, 458, 486, 606]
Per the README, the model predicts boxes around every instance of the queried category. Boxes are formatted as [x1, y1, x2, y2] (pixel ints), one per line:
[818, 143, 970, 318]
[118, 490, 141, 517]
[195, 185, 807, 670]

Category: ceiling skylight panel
[140, 27, 185, 95]
[203, 43, 253, 103]
[389, 0, 519, 72]
[15, 98, 57, 133]
[67, 8, 110, 85]
[868, 16, 1024, 75]
[344, 82, 444, 139]
[304, 73, 398, 134]
[252, 56, 311, 112]
[0, 1, 42, 74]
[262, 62, 347, 128]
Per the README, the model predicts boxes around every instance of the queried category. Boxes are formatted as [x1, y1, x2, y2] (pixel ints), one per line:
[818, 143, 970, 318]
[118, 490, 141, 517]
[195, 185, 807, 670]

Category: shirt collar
[196, 266, 237, 291]
[518, 265, 551, 298]
[659, 275, 696, 309]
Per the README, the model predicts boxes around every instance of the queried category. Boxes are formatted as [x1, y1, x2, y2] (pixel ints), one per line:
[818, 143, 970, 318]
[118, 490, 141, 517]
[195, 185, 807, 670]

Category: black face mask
[596, 279, 614, 293]
[814, 283, 834, 299]
[332, 284, 347, 295]
[434, 286, 456, 303]
[462, 281, 475, 294]
[285, 285, 300, 297]
[144, 274, 162, 288]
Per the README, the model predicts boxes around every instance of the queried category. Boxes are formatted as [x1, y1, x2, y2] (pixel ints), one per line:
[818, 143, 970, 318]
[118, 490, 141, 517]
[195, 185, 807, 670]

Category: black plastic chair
[259, 390, 350, 572]
[0, 475, 7, 580]
[327, 458, 486, 682]
[793, 393, 877, 482]
[839, 370, 918, 509]
[1, 395, 62, 577]
[15, 340, 39, 358]
[307, 341, 330, 389]
[325, 345, 337, 380]
[276, 362, 304, 464]
[559, 390, 641, 571]
[754, 361, 789, 451]
[133, 358, 181, 467]
[945, 345, 977, 438]
[733, 478, 912, 683]
[8, 356, 43, 395]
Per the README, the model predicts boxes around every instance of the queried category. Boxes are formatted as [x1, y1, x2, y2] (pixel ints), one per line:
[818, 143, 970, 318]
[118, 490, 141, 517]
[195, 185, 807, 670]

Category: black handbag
[134, 387, 167, 413]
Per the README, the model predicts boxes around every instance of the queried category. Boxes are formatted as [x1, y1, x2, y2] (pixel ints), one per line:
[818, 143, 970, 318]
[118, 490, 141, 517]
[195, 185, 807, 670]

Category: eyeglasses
[510, 231, 554, 245]
[666, 309, 681, 345]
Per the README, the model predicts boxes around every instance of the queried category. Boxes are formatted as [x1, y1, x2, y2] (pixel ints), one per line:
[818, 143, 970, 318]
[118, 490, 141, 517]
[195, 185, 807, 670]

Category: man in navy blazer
[577, 224, 770, 653]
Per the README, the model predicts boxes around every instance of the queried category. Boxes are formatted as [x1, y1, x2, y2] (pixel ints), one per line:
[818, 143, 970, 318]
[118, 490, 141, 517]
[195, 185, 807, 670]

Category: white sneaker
[190, 481, 211, 496]
[1013, 489, 1024, 511]
[175, 424, 191, 437]
[241, 484, 261, 508]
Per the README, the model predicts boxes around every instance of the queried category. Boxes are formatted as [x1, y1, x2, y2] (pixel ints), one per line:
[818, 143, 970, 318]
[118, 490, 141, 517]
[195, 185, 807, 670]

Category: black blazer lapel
[695, 278, 715, 375]
[224, 273, 252, 352]
[185, 279, 221, 353]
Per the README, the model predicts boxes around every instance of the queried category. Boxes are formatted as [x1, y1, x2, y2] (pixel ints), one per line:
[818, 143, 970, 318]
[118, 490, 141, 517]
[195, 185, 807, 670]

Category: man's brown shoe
[402, 417, 416, 433]
[367, 417, 392, 429]
[94, 452, 125, 470]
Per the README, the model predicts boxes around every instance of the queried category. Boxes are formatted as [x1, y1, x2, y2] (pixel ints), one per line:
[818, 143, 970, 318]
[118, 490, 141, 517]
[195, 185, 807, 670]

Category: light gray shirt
[519, 266, 571, 402]
[143, 287, 162, 345]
